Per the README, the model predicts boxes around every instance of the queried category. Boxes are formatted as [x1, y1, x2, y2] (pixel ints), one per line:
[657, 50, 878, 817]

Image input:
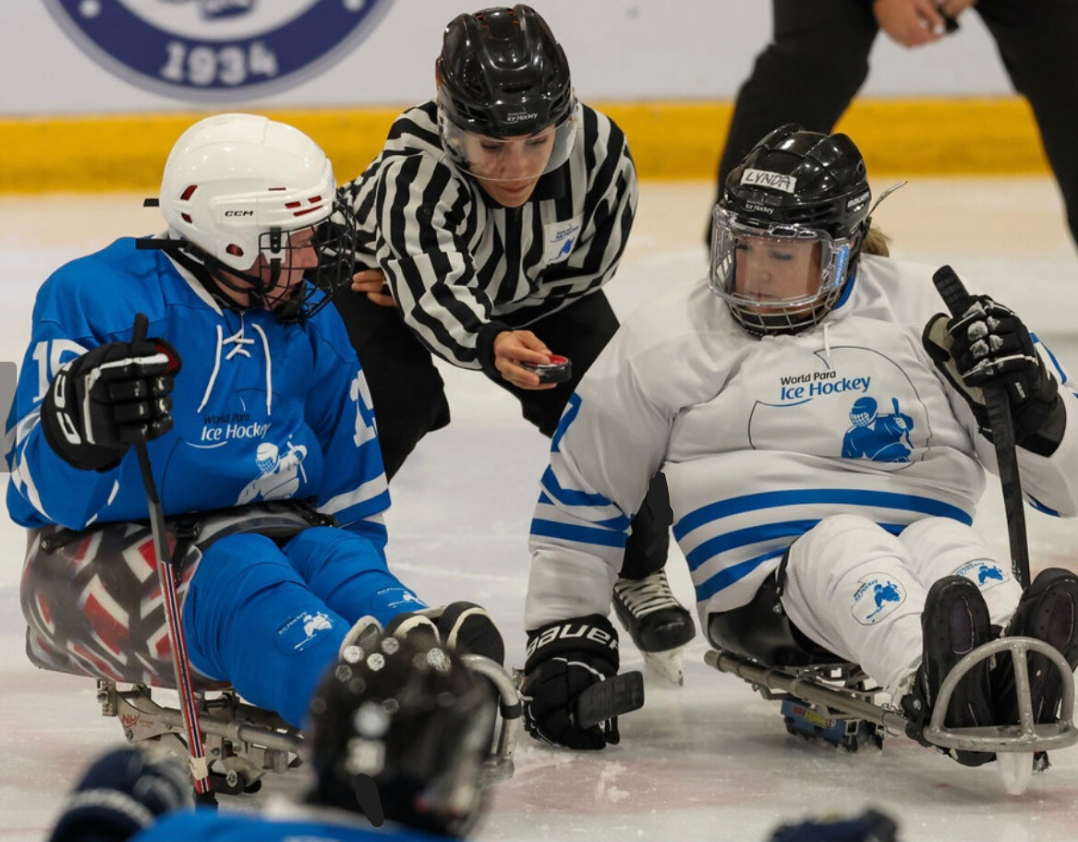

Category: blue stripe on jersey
[531, 517, 628, 549]
[552, 393, 582, 453]
[1028, 495, 1060, 517]
[535, 498, 631, 531]
[540, 467, 631, 533]
[686, 519, 817, 570]
[693, 522, 907, 599]
[674, 488, 972, 542]
[695, 547, 787, 602]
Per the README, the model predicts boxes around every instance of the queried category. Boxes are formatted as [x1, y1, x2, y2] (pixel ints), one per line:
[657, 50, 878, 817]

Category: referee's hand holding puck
[493, 330, 564, 390]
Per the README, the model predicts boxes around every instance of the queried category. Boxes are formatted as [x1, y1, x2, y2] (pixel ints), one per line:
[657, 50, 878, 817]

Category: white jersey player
[520, 125, 1078, 764]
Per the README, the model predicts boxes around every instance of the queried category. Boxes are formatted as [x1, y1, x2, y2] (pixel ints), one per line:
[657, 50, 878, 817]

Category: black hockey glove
[48, 747, 193, 842]
[41, 332, 181, 472]
[923, 295, 1064, 456]
[521, 614, 620, 750]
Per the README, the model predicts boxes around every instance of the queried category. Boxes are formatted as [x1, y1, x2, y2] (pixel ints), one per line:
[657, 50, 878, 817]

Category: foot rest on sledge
[96, 679, 302, 795]
[461, 654, 522, 785]
[94, 653, 524, 795]
[923, 636, 1078, 755]
[705, 636, 1078, 759]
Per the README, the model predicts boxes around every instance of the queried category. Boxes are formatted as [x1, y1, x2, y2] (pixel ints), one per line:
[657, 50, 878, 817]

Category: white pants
[780, 514, 1022, 695]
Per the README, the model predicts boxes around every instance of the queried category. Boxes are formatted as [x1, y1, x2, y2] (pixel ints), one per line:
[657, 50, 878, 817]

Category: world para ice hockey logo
[44, 0, 393, 101]
[851, 573, 906, 626]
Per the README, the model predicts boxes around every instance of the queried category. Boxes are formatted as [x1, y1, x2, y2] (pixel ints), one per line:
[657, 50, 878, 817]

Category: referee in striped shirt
[333, 5, 694, 665]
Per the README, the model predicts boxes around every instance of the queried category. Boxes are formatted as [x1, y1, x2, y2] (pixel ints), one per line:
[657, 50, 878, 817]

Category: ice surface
[2, 180, 1077, 841]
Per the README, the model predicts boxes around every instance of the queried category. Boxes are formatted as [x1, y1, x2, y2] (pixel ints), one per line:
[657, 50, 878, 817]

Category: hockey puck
[521, 355, 572, 384]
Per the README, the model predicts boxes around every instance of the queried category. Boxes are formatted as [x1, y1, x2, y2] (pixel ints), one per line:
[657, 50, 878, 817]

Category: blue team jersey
[136, 809, 450, 842]
[5, 238, 389, 548]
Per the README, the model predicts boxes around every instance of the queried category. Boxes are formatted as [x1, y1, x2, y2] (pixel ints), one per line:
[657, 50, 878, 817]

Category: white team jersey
[525, 255, 1078, 629]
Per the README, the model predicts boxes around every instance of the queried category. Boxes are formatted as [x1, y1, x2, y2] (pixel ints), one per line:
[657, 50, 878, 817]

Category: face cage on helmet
[707, 205, 853, 336]
[438, 97, 579, 184]
[205, 199, 359, 324]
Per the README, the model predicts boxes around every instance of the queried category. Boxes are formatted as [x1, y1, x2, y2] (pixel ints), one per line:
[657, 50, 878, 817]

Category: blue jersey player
[5, 114, 502, 728]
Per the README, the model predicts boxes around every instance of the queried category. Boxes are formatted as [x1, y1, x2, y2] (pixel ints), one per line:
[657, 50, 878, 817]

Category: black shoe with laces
[901, 575, 995, 767]
[613, 569, 695, 653]
[993, 567, 1078, 726]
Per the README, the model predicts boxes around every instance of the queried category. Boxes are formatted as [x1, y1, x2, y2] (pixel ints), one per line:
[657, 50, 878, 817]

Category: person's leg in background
[710, 0, 878, 235]
[976, 0, 1078, 249]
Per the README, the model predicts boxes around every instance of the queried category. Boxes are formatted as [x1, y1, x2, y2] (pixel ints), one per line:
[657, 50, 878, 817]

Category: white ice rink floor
[2, 178, 1078, 842]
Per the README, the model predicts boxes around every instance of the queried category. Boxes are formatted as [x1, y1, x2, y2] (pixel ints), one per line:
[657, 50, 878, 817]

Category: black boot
[994, 567, 1078, 725]
[420, 603, 505, 757]
[420, 601, 505, 665]
[613, 569, 695, 653]
[901, 575, 995, 767]
[383, 612, 440, 648]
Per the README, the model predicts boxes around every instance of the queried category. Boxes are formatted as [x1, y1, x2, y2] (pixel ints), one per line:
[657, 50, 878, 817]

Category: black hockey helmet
[723, 124, 871, 240]
[436, 5, 574, 137]
[305, 631, 495, 837]
[435, 6, 579, 185]
[709, 125, 873, 335]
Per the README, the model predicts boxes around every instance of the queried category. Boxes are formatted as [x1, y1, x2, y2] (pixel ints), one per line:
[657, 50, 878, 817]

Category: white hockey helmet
[160, 113, 337, 270]
[158, 113, 357, 321]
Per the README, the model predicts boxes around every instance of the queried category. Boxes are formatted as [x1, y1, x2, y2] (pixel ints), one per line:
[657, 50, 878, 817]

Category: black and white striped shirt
[341, 99, 638, 372]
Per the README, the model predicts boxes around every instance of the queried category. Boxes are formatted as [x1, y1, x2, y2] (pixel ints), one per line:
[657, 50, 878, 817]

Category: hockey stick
[130, 313, 217, 804]
[573, 670, 645, 729]
[931, 266, 1031, 588]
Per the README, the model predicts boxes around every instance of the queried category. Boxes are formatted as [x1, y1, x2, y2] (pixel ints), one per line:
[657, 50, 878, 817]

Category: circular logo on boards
[44, 0, 393, 101]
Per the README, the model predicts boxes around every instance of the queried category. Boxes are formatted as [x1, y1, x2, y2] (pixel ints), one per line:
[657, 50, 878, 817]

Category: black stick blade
[573, 671, 645, 729]
[931, 265, 973, 316]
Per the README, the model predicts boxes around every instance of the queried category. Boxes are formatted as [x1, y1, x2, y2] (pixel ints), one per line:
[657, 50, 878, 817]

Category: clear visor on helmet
[707, 205, 852, 333]
[439, 101, 579, 184]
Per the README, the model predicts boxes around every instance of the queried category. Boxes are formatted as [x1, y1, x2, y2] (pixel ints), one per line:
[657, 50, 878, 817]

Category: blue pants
[182, 526, 424, 727]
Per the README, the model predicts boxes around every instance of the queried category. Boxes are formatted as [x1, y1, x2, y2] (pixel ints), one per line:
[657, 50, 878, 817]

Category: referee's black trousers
[334, 288, 670, 581]
[713, 0, 1078, 250]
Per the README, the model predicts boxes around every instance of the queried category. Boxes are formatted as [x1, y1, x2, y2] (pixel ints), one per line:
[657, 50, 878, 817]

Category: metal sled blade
[997, 751, 1034, 795]
[643, 647, 685, 686]
[574, 670, 645, 729]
